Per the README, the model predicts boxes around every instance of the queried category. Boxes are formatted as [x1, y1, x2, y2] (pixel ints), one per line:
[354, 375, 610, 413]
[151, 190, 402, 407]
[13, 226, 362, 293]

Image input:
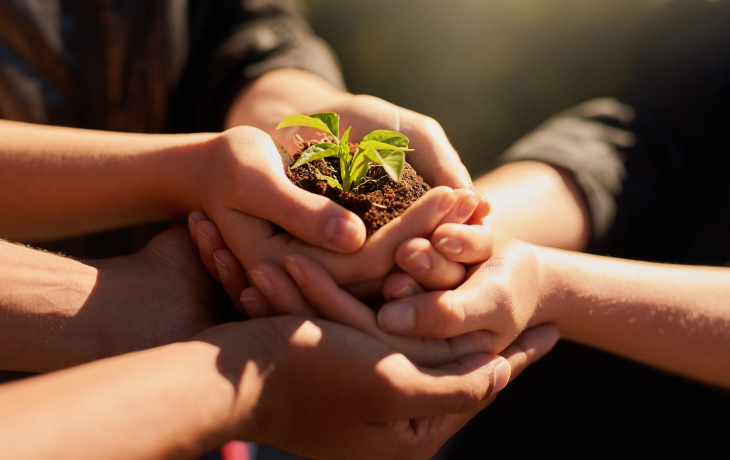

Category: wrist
[531, 244, 564, 328]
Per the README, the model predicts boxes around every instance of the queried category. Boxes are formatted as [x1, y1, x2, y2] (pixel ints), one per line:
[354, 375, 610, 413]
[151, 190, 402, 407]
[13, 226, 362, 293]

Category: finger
[343, 279, 386, 305]
[394, 238, 466, 290]
[500, 324, 560, 382]
[196, 219, 227, 283]
[246, 263, 318, 317]
[283, 254, 381, 333]
[337, 186, 458, 283]
[468, 184, 493, 220]
[431, 221, 495, 264]
[188, 212, 204, 248]
[438, 188, 482, 225]
[382, 272, 425, 301]
[212, 249, 249, 311]
[239, 287, 276, 318]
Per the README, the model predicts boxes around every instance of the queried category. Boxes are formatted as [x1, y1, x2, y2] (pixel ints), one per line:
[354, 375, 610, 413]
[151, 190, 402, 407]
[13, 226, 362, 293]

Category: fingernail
[435, 237, 463, 256]
[324, 217, 362, 252]
[455, 194, 481, 222]
[404, 250, 431, 275]
[240, 297, 268, 318]
[213, 253, 229, 282]
[492, 361, 512, 394]
[197, 230, 213, 253]
[190, 211, 206, 223]
[283, 255, 305, 286]
[378, 302, 416, 333]
[249, 270, 274, 297]
[391, 284, 416, 299]
[469, 184, 493, 216]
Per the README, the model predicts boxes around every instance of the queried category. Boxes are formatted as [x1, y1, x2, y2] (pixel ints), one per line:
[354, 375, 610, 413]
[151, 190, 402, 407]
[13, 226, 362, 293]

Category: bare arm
[0, 315, 552, 460]
[474, 161, 590, 251]
[538, 247, 730, 387]
[0, 121, 213, 242]
[0, 227, 221, 373]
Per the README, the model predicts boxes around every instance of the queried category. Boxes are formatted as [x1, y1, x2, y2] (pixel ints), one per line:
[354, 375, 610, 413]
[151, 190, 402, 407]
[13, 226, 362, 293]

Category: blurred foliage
[302, 0, 670, 175]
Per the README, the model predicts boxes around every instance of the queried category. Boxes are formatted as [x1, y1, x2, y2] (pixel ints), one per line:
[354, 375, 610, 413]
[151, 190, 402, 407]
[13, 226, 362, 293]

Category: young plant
[276, 112, 413, 192]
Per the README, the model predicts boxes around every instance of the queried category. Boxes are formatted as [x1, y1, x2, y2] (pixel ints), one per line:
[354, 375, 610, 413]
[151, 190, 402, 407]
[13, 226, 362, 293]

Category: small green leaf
[291, 145, 340, 169]
[349, 150, 370, 187]
[361, 130, 410, 148]
[276, 114, 333, 137]
[340, 126, 352, 146]
[363, 147, 404, 183]
[379, 149, 405, 183]
[359, 140, 413, 152]
[310, 113, 340, 141]
[315, 173, 343, 190]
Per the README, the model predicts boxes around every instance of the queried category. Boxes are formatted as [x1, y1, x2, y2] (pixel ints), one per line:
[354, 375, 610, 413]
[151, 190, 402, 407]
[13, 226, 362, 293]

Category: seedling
[276, 112, 413, 192]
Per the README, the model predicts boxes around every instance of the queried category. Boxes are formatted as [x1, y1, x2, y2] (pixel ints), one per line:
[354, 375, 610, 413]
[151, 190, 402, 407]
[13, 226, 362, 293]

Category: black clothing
[444, 2, 730, 458]
[0, 0, 344, 134]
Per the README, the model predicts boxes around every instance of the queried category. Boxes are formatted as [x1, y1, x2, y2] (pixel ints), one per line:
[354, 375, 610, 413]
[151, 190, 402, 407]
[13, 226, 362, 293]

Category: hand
[89, 225, 227, 356]
[195, 316, 558, 460]
[188, 186, 483, 304]
[194, 126, 368, 254]
[377, 229, 545, 354]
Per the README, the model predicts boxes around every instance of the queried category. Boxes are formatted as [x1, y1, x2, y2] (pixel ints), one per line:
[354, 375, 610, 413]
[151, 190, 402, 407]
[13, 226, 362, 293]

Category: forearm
[0, 340, 252, 460]
[474, 161, 590, 251]
[0, 120, 215, 242]
[539, 247, 730, 387]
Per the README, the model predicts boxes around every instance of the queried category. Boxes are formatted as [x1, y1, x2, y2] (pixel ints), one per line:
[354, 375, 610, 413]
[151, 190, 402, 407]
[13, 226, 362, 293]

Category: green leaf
[310, 113, 340, 141]
[363, 147, 404, 183]
[349, 150, 370, 187]
[315, 173, 343, 190]
[359, 140, 413, 152]
[340, 126, 352, 146]
[291, 145, 340, 169]
[379, 149, 406, 183]
[361, 130, 410, 149]
[276, 114, 333, 137]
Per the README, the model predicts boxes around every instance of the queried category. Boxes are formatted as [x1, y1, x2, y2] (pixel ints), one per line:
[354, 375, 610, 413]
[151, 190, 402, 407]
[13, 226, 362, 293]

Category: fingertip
[468, 184, 493, 220]
[492, 360, 512, 394]
[323, 213, 367, 253]
[240, 287, 274, 318]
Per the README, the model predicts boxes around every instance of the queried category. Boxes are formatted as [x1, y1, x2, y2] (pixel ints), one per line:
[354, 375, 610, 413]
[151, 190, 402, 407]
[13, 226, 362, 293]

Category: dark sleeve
[497, 94, 730, 260]
[496, 2, 730, 260]
[171, 0, 345, 133]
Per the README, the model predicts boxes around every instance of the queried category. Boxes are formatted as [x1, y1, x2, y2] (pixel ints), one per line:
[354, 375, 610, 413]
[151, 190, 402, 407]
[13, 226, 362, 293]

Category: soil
[281, 135, 430, 237]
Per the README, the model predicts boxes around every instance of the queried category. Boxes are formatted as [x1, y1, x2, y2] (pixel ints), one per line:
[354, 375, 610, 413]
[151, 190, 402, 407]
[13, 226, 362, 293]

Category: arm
[377, 233, 730, 388]
[0, 226, 222, 373]
[0, 315, 555, 460]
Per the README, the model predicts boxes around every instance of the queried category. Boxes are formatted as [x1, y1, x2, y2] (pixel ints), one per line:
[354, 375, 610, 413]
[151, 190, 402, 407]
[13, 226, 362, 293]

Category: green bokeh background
[302, 0, 665, 176]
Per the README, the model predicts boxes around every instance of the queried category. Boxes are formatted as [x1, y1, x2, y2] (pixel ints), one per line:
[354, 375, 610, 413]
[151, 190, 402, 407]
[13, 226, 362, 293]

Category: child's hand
[378, 229, 547, 355]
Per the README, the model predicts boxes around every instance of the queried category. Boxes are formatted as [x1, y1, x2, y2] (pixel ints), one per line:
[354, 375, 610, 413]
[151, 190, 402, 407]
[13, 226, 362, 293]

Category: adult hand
[378, 231, 544, 355]
[196, 316, 559, 460]
[191, 126, 367, 254]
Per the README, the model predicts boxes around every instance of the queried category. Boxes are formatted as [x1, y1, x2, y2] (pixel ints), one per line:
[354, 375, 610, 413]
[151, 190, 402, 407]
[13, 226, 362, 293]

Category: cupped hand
[194, 315, 558, 460]
[195, 126, 367, 254]
[324, 95, 493, 219]
[379, 231, 548, 355]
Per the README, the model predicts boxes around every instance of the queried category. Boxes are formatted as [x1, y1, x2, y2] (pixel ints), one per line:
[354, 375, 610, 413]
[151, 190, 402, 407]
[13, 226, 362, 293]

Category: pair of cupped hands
[183, 121, 554, 371]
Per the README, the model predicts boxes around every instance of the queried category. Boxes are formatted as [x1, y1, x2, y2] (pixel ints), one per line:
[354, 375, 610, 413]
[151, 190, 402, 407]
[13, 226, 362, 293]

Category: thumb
[231, 131, 367, 254]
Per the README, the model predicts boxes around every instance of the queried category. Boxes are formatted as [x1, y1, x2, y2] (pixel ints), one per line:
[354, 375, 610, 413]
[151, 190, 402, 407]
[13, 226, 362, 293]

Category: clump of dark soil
[284, 135, 430, 237]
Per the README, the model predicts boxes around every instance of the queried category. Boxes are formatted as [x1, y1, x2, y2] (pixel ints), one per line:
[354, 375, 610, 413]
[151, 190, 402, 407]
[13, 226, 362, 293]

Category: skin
[0, 268, 559, 460]
[370, 161, 730, 389]
[0, 226, 221, 373]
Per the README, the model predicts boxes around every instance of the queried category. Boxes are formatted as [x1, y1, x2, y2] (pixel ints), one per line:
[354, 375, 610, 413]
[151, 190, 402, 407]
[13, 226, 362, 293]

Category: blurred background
[302, 0, 669, 176]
